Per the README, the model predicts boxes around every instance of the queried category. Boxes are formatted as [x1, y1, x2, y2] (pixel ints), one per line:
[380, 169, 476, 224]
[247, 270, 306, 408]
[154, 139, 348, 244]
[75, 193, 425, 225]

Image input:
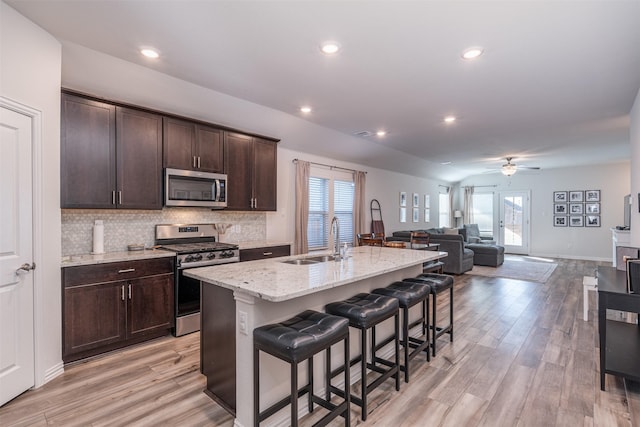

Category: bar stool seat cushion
[326, 293, 399, 329]
[412, 273, 454, 292]
[372, 281, 431, 308]
[253, 310, 349, 363]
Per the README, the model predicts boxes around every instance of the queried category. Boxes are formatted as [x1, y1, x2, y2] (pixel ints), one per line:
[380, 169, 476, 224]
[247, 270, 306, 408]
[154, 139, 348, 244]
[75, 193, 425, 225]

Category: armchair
[461, 224, 496, 245]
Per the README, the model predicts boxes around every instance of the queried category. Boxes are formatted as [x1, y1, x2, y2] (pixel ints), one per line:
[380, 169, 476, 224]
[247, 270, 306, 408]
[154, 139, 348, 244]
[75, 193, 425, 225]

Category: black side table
[597, 266, 640, 390]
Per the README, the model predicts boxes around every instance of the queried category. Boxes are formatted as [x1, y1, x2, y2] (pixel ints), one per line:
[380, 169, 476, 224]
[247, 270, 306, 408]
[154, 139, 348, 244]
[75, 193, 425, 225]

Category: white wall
[630, 88, 640, 246]
[1, 2, 62, 385]
[459, 162, 631, 260]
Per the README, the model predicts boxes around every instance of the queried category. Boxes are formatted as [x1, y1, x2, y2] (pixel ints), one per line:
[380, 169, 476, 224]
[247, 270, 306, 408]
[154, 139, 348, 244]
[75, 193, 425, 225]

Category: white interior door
[0, 105, 35, 405]
[498, 191, 530, 255]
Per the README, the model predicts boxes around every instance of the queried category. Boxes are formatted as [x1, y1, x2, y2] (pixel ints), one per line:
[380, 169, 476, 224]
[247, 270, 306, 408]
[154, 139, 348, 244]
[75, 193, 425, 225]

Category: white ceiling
[8, 0, 640, 181]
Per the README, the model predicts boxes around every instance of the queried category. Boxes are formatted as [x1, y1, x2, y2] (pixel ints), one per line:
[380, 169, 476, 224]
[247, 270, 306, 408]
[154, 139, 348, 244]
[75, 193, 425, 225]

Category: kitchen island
[185, 245, 446, 427]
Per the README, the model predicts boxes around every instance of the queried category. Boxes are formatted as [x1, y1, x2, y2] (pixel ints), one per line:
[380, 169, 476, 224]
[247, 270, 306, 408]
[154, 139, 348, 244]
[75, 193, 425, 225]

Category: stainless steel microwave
[165, 168, 227, 208]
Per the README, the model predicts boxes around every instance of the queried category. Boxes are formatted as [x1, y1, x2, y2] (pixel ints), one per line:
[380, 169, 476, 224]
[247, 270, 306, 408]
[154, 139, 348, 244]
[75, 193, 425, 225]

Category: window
[439, 193, 450, 227]
[471, 193, 494, 237]
[307, 169, 354, 251]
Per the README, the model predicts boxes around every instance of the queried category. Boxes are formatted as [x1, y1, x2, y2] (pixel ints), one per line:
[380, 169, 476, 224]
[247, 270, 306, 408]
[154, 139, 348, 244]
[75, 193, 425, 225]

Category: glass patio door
[498, 191, 530, 254]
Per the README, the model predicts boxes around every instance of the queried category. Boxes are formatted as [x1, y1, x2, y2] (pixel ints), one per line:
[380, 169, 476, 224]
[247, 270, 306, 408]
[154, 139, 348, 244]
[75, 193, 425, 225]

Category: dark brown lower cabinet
[62, 258, 175, 363]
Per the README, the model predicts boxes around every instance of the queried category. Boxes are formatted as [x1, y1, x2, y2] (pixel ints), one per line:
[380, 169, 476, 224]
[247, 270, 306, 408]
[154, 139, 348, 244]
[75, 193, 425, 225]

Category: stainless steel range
[156, 224, 239, 336]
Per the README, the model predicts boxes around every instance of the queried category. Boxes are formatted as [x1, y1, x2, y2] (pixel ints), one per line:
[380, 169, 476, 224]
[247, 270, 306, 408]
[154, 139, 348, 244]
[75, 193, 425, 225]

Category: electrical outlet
[239, 311, 248, 335]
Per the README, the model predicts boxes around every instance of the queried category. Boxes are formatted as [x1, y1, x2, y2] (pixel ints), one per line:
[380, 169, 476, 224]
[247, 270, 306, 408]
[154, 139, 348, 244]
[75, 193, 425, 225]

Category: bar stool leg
[254, 346, 260, 427]
[432, 292, 438, 357]
[308, 357, 314, 413]
[291, 362, 298, 427]
[361, 327, 368, 421]
[402, 306, 409, 383]
[344, 335, 351, 427]
[325, 346, 332, 401]
[394, 313, 400, 391]
[449, 287, 454, 342]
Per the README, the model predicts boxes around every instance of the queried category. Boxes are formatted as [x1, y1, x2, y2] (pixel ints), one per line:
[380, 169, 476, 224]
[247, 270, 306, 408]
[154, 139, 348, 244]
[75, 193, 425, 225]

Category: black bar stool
[372, 281, 431, 383]
[325, 293, 400, 421]
[403, 273, 454, 356]
[253, 310, 351, 427]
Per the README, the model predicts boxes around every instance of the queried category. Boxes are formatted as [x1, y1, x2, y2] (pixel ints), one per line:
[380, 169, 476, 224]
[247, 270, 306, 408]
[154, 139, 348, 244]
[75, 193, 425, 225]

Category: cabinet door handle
[128, 283, 132, 300]
[263, 252, 273, 256]
[118, 268, 136, 273]
[118, 191, 122, 205]
[121, 285, 125, 301]
[112, 191, 116, 205]
[193, 156, 197, 168]
[254, 197, 257, 209]
[197, 156, 201, 168]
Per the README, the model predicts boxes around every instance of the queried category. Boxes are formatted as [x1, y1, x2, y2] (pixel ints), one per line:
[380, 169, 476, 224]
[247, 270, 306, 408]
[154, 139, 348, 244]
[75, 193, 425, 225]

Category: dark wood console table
[597, 266, 640, 390]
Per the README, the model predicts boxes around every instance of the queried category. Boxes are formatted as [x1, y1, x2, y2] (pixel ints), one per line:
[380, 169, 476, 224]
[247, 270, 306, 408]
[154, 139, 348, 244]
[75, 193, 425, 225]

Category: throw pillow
[443, 227, 459, 235]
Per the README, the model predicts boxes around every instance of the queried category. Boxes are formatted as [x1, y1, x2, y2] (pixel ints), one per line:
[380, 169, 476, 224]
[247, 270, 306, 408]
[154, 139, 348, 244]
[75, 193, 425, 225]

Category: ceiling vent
[354, 131, 373, 137]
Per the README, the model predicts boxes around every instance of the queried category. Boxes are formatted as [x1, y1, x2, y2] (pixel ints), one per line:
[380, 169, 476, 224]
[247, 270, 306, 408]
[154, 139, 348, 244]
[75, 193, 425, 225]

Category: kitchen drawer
[63, 257, 175, 287]
[240, 245, 290, 262]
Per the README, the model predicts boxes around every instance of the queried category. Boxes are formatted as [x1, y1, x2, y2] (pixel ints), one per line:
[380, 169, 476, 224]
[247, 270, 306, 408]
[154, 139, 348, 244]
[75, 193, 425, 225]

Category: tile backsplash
[62, 208, 266, 256]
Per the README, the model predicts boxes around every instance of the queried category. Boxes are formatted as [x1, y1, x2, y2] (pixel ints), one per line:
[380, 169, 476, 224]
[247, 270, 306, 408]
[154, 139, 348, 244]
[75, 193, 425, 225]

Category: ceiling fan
[499, 157, 540, 176]
[484, 157, 541, 176]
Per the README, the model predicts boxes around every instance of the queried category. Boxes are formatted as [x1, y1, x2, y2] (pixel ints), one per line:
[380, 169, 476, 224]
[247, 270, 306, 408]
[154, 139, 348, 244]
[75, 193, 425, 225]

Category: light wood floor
[2, 258, 639, 426]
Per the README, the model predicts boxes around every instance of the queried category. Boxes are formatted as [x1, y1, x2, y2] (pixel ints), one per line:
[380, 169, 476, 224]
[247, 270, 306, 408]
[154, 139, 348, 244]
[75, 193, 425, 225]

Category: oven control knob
[222, 251, 235, 258]
[192, 253, 203, 261]
[207, 252, 216, 260]
[184, 255, 194, 263]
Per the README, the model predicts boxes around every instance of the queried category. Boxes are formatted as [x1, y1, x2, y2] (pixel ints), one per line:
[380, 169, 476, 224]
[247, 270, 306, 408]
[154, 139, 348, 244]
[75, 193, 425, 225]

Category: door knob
[16, 262, 36, 273]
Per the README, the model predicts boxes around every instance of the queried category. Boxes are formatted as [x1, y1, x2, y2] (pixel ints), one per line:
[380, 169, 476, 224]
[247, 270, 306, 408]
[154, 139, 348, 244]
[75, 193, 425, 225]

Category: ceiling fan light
[501, 164, 517, 176]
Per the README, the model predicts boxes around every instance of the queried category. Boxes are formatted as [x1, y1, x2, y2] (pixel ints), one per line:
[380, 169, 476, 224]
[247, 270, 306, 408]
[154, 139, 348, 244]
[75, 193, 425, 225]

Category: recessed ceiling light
[141, 48, 159, 59]
[320, 42, 340, 55]
[376, 130, 387, 137]
[444, 116, 456, 123]
[461, 47, 483, 60]
[300, 106, 312, 114]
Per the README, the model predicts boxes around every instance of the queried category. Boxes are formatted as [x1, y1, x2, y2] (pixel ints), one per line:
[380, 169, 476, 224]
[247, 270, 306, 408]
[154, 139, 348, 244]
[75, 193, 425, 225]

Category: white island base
[187, 246, 446, 427]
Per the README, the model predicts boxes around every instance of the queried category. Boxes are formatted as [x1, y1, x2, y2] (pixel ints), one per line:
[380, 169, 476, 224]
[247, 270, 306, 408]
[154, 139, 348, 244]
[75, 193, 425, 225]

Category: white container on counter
[92, 220, 105, 254]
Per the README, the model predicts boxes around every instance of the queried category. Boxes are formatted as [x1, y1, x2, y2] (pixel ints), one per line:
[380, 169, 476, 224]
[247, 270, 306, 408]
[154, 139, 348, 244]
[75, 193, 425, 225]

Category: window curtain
[448, 187, 454, 227]
[464, 186, 474, 225]
[294, 160, 310, 255]
[353, 171, 366, 246]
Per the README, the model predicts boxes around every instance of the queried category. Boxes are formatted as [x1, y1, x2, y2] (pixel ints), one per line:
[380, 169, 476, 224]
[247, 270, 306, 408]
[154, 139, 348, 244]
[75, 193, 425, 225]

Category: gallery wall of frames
[553, 190, 601, 227]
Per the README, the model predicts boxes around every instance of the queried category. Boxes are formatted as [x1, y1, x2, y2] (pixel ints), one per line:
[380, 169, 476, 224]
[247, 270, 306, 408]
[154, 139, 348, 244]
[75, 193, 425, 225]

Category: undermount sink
[305, 255, 336, 262]
[281, 259, 320, 265]
[281, 255, 337, 265]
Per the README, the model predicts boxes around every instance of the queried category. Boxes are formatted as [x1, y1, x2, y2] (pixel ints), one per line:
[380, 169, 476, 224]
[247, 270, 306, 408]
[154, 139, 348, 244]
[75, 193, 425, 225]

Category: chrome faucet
[330, 216, 340, 260]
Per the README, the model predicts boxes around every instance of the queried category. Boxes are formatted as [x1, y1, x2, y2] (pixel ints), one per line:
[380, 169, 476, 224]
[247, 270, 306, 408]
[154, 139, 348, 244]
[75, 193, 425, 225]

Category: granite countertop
[184, 245, 446, 302]
[234, 241, 292, 250]
[61, 249, 175, 267]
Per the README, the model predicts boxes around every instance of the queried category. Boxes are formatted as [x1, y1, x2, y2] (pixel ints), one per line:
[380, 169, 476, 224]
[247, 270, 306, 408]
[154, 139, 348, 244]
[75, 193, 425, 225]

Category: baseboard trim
[43, 362, 64, 385]
[528, 252, 611, 262]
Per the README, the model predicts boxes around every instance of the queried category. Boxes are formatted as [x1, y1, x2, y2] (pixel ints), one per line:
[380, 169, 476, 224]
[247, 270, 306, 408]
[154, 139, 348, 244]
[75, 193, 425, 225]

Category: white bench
[583, 275, 597, 321]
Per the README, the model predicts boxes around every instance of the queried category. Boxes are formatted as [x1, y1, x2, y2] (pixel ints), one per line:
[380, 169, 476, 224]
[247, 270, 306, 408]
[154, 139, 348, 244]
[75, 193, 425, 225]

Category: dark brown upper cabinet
[163, 117, 223, 173]
[61, 93, 163, 209]
[225, 132, 277, 211]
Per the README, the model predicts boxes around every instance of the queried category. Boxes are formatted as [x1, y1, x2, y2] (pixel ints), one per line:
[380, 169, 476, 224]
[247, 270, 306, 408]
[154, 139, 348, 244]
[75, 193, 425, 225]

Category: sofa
[390, 228, 474, 275]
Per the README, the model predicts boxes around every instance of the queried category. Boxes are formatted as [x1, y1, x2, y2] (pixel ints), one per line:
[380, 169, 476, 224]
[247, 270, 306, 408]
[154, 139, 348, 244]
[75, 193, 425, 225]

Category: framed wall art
[399, 207, 407, 222]
[569, 191, 583, 202]
[400, 192, 407, 207]
[570, 216, 584, 227]
[424, 208, 430, 223]
[586, 203, 600, 214]
[413, 193, 419, 208]
[412, 208, 419, 222]
[554, 216, 567, 227]
[586, 215, 601, 227]
[554, 191, 567, 203]
[570, 204, 583, 215]
[585, 190, 600, 202]
[554, 204, 567, 214]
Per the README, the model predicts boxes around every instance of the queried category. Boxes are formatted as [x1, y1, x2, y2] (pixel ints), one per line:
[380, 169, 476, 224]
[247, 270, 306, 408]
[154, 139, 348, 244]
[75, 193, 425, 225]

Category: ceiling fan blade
[518, 166, 541, 170]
